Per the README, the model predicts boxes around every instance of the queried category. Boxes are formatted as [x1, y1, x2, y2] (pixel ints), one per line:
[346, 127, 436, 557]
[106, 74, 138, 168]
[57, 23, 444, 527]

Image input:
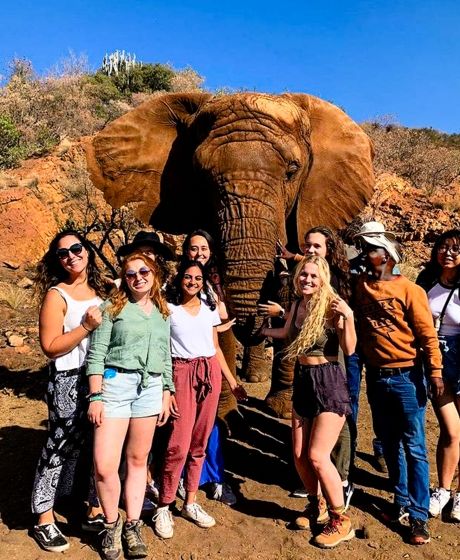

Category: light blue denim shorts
[102, 370, 163, 418]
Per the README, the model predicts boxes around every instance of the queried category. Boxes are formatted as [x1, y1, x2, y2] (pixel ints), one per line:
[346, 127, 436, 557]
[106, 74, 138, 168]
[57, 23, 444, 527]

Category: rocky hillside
[1, 140, 459, 274]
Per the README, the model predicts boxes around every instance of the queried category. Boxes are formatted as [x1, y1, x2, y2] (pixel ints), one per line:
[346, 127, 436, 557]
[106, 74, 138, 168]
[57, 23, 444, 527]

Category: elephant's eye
[286, 161, 300, 180]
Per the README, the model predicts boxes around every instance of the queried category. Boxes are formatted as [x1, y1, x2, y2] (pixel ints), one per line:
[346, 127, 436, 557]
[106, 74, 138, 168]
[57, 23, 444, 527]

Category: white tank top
[50, 286, 102, 371]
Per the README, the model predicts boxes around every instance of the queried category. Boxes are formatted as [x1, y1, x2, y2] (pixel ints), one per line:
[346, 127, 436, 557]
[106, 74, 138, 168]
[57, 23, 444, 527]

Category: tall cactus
[101, 50, 140, 77]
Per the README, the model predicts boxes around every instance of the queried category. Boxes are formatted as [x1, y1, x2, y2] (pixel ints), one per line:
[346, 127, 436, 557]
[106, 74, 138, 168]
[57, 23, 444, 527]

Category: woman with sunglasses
[417, 229, 460, 522]
[153, 260, 246, 540]
[32, 230, 108, 553]
[86, 253, 173, 560]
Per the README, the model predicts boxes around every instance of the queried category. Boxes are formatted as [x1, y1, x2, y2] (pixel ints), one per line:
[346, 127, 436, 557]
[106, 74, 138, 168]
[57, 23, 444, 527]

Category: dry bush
[0, 55, 204, 169]
[0, 282, 29, 309]
[363, 121, 460, 195]
[430, 188, 460, 212]
[0, 57, 129, 167]
[399, 261, 422, 283]
[170, 67, 204, 92]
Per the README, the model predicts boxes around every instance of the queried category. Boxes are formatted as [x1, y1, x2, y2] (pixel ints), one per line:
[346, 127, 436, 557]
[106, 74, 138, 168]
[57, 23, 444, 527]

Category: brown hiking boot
[313, 511, 355, 548]
[294, 495, 329, 530]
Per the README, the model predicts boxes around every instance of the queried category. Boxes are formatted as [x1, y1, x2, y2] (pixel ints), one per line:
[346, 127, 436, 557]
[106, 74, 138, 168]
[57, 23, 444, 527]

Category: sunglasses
[56, 243, 84, 260]
[125, 266, 152, 280]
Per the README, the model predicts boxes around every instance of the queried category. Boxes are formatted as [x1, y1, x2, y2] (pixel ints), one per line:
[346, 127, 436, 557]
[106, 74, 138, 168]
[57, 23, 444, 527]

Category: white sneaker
[429, 487, 451, 517]
[152, 506, 174, 539]
[181, 503, 216, 528]
[451, 492, 460, 522]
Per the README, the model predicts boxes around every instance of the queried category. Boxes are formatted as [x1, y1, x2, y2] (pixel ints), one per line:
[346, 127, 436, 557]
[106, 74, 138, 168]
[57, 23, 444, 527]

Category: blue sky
[1, 0, 459, 132]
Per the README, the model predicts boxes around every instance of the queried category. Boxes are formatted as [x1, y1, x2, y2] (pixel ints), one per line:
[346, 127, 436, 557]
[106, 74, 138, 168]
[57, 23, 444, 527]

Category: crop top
[287, 299, 339, 357]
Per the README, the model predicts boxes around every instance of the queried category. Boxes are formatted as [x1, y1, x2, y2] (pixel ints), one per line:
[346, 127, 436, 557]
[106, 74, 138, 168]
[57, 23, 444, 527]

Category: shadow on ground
[0, 364, 48, 402]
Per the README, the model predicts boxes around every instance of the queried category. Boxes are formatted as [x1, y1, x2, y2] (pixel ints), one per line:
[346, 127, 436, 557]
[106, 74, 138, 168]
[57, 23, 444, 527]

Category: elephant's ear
[85, 92, 212, 230]
[284, 94, 374, 242]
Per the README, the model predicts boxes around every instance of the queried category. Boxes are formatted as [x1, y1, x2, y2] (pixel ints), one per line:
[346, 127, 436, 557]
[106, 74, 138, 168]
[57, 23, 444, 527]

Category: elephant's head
[85, 92, 374, 343]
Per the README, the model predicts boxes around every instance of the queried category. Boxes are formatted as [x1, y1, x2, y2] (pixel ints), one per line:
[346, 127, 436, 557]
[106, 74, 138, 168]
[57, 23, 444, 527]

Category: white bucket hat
[354, 221, 402, 263]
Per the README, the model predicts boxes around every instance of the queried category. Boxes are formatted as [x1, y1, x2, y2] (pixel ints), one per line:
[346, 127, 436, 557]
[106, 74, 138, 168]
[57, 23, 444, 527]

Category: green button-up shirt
[86, 301, 174, 392]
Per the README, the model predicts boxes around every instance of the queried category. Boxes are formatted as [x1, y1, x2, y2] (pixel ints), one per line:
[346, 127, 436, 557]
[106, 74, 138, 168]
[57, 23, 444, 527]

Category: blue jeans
[367, 367, 429, 521]
[345, 352, 361, 427]
[346, 352, 385, 457]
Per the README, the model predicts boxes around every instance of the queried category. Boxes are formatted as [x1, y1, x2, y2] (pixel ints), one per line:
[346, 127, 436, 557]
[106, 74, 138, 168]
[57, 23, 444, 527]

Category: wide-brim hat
[117, 231, 175, 260]
[354, 221, 401, 264]
[353, 221, 396, 240]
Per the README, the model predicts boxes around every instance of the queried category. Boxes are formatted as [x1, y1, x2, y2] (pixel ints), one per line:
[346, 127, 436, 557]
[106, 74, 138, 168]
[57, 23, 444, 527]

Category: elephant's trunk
[217, 203, 282, 344]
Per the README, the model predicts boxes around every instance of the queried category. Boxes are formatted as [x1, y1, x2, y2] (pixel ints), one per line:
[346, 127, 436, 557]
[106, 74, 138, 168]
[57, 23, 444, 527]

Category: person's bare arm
[260, 302, 296, 339]
[213, 328, 247, 400]
[331, 297, 356, 356]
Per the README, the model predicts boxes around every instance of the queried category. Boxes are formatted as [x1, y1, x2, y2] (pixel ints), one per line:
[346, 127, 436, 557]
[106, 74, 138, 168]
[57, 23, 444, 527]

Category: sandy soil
[0, 309, 459, 560]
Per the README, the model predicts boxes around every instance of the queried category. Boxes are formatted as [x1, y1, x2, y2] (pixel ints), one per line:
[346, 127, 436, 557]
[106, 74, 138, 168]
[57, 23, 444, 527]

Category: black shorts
[292, 361, 351, 419]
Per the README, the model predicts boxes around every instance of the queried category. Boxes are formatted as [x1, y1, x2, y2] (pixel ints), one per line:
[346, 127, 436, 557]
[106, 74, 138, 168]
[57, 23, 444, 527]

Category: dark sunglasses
[56, 243, 84, 259]
[125, 266, 152, 280]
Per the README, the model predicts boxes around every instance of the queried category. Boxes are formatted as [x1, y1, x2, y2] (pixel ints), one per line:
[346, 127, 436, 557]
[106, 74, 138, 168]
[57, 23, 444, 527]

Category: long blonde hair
[108, 253, 169, 319]
[285, 255, 337, 359]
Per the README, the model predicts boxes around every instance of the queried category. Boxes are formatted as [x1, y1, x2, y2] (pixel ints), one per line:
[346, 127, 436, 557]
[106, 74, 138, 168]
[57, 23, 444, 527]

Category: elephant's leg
[217, 329, 238, 421]
[265, 339, 294, 419]
[241, 342, 271, 383]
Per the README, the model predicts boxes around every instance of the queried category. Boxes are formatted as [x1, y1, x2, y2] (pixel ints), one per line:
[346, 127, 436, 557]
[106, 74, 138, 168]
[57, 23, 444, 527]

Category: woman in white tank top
[31, 229, 109, 553]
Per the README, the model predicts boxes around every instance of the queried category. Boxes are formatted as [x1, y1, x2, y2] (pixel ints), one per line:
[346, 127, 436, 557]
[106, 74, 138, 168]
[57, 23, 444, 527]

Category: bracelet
[278, 308, 286, 319]
[89, 395, 103, 402]
[87, 391, 102, 400]
[81, 323, 93, 333]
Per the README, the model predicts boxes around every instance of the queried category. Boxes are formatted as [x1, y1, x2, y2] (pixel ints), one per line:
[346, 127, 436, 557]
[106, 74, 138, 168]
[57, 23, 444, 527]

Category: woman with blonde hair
[86, 253, 174, 560]
[260, 255, 356, 549]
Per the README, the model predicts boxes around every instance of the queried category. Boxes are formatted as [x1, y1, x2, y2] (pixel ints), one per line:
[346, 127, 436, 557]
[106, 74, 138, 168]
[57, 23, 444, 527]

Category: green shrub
[108, 63, 175, 95]
[0, 115, 25, 168]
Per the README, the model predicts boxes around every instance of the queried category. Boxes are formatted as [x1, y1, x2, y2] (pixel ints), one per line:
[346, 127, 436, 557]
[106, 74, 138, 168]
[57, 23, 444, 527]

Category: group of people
[29, 220, 460, 558]
[31, 228, 245, 559]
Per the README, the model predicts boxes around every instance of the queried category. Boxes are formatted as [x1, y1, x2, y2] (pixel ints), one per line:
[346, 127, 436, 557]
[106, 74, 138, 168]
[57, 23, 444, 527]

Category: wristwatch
[278, 308, 286, 319]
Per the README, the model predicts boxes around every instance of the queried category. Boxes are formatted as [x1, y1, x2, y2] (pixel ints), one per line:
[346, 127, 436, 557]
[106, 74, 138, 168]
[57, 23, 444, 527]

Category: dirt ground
[0, 299, 459, 560]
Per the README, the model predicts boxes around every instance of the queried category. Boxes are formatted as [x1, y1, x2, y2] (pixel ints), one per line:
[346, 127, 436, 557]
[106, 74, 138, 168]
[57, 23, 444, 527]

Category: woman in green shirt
[86, 253, 173, 560]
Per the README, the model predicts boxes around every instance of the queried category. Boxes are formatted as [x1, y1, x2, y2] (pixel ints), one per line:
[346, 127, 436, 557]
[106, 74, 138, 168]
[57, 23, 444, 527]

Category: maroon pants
[159, 355, 222, 504]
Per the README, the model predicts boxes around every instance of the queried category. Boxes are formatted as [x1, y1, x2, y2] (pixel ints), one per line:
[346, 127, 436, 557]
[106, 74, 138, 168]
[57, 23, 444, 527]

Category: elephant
[85, 92, 374, 418]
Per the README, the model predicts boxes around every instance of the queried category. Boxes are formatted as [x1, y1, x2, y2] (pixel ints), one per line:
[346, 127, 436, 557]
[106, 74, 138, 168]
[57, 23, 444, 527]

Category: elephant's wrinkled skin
[85, 92, 374, 418]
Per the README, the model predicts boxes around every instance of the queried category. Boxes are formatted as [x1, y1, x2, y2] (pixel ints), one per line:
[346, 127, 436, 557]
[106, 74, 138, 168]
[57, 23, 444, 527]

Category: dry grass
[399, 260, 422, 282]
[0, 282, 29, 309]
[431, 193, 460, 213]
